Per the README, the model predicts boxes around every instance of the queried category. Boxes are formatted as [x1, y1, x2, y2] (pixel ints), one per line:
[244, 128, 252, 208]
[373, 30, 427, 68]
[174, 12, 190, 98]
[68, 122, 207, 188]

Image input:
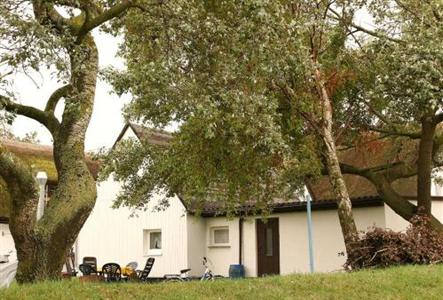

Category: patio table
[95, 266, 135, 277]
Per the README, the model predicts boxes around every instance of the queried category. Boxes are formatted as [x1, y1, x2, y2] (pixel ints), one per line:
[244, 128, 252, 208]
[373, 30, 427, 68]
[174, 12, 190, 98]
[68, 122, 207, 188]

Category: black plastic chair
[102, 263, 122, 282]
[83, 257, 98, 273]
[79, 264, 95, 276]
[137, 258, 155, 282]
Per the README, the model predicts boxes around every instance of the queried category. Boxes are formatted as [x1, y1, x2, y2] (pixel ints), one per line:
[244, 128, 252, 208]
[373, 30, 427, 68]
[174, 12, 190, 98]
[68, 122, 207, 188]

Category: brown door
[256, 218, 280, 276]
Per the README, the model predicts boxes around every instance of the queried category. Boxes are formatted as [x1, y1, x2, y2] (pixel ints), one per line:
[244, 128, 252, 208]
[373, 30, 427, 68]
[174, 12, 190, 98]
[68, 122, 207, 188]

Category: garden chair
[102, 263, 122, 282]
[82, 256, 98, 274]
[137, 258, 155, 282]
[79, 264, 96, 276]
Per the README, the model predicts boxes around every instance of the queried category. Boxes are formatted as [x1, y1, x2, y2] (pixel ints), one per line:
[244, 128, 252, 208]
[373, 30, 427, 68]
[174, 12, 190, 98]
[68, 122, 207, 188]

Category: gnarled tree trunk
[2, 34, 98, 283]
[0, 0, 143, 283]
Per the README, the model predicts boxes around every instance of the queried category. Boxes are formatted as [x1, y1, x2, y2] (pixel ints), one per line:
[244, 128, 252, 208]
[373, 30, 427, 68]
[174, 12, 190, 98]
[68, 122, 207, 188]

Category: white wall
[204, 217, 240, 277]
[0, 224, 16, 261]
[77, 177, 189, 277]
[186, 215, 206, 276]
[385, 200, 443, 232]
[194, 206, 386, 277]
[242, 218, 257, 277]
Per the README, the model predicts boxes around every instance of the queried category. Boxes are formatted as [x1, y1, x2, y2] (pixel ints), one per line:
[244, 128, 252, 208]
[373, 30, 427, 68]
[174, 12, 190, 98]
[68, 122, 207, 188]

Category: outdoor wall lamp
[36, 171, 48, 221]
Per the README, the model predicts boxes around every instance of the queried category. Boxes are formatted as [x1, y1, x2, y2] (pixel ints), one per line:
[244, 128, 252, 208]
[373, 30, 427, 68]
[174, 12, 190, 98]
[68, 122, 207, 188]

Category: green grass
[1, 265, 443, 300]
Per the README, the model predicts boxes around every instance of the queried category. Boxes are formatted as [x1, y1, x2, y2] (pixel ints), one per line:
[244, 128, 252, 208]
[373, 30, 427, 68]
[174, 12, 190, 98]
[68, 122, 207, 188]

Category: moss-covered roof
[3, 141, 58, 182]
[0, 140, 100, 220]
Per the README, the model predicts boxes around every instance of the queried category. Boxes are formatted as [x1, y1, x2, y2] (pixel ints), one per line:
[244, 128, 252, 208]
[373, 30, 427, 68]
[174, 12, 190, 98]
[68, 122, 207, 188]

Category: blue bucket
[229, 264, 245, 279]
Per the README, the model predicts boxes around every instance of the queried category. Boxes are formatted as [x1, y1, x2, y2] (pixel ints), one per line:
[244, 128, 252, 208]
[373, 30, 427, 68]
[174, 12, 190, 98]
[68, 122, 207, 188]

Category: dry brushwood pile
[346, 215, 443, 270]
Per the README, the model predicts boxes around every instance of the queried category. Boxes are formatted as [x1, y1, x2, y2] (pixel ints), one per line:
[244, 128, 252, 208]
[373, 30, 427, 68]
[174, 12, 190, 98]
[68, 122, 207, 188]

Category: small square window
[150, 231, 162, 249]
[144, 229, 162, 255]
[210, 226, 229, 246]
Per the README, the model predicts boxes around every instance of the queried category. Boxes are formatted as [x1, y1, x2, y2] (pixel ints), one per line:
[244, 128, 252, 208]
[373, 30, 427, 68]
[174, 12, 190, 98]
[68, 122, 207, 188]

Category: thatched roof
[182, 136, 424, 215]
[0, 140, 100, 220]
[114, 123, 172, 147]
[308, 137, 419, 202]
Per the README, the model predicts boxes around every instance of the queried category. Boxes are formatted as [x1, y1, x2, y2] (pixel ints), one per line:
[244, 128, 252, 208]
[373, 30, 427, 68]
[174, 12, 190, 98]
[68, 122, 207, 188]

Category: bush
[345, 215, 443, 270]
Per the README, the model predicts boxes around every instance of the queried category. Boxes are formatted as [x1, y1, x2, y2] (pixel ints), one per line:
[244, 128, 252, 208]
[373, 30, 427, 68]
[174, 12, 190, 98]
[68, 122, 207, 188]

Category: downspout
[239, 216, 244, 265]
[306, 193, 315, 273]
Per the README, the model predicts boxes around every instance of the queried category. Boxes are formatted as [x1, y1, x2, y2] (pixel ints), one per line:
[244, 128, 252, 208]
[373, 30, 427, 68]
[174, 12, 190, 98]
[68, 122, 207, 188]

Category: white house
[76, 124, 443, 277]
[2, 124, 443, 279]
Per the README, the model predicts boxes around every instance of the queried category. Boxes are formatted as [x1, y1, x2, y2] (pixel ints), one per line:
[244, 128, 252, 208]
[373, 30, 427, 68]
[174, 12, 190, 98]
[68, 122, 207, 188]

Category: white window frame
[143, 229, 162, 256]
[209, 226, 230, 248]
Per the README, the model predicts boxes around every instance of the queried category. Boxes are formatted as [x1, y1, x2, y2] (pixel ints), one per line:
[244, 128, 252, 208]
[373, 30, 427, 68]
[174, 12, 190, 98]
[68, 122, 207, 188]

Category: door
[256, 218, 280, 276]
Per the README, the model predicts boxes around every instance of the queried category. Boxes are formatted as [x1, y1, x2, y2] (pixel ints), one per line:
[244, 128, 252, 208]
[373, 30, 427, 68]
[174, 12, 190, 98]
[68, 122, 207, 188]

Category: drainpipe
[239, 217, 243, 265]
[306, 193, 315, 273]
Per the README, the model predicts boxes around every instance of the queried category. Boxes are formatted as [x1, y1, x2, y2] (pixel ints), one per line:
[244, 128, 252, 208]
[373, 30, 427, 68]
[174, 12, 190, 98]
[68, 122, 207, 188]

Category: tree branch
[271, 79, 324, 136]
[78, 0, 148, 36]
[32, 1, 72, 33]
[366, 125, 421, 139]
[338, 161, 415, 181]
[45, 85, 70, 113]
[327, 7, 404, 44]
[1, 95, 60, 135]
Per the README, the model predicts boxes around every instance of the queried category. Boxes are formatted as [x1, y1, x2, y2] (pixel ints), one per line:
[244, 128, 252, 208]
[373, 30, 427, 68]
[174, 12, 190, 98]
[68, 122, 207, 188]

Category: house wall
[0, 224, 16, 260]
[385, 200, 443, 232]
[77, 177, 189, 277]
[186, 215, 207, 276]
[204, 217, 241, 277]
[199, 206, 385, 277]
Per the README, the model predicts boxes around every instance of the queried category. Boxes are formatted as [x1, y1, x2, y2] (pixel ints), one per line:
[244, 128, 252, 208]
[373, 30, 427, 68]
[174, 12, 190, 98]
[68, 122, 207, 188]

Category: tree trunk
[7, 34, 99, 283]
[313, 67, 358, 252]
[416, 117, 436, 215]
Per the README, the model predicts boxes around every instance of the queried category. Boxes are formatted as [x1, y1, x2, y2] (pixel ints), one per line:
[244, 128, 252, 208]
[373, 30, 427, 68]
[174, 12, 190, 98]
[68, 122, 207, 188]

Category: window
[150, 231, 162, 249]
[143, 229, 162, 255]
[210, 226, 230, 247]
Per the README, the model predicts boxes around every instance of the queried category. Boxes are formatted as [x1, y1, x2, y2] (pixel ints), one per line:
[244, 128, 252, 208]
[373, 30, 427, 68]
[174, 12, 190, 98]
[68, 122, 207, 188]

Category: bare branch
[45, 84, 71, 113]
[0, 95, 60, 135]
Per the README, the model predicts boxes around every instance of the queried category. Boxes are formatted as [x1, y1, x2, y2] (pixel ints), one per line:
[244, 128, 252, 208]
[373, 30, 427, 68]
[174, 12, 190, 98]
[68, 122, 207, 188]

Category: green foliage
[104, 1, 365, 213]
[0, 1, 71, 85]
[353, 0, 443, 125]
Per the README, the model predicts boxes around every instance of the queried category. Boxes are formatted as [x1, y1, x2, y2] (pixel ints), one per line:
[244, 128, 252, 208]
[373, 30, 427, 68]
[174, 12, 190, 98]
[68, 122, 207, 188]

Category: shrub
[345, 215, 443, 270]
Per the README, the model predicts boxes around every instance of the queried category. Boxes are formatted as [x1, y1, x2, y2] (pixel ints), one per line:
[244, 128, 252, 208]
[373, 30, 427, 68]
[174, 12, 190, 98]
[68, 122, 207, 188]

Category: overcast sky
[9, 10, 373, 152]
[10, 30, 130, 151]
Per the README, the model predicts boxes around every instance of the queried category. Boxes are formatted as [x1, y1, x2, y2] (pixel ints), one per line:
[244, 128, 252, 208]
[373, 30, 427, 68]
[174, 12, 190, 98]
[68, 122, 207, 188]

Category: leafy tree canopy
[103, 0, 364, 213]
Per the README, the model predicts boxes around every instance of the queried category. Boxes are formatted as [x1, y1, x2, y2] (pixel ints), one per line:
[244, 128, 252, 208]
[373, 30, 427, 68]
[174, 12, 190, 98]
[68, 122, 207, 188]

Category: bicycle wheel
[165, 277, 184, 283]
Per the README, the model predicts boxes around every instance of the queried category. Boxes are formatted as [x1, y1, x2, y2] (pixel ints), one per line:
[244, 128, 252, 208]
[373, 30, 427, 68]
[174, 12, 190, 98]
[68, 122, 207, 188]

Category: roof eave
[187, 196, 384, 218]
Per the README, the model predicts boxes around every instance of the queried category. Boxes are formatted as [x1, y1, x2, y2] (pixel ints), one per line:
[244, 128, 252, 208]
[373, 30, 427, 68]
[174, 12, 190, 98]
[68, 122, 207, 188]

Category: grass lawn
[1, 264, 442, 300]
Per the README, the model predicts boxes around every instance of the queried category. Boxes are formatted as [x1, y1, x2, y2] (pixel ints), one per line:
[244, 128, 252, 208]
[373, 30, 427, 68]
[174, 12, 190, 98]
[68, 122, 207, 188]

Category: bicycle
[164, 257, 223, 282]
